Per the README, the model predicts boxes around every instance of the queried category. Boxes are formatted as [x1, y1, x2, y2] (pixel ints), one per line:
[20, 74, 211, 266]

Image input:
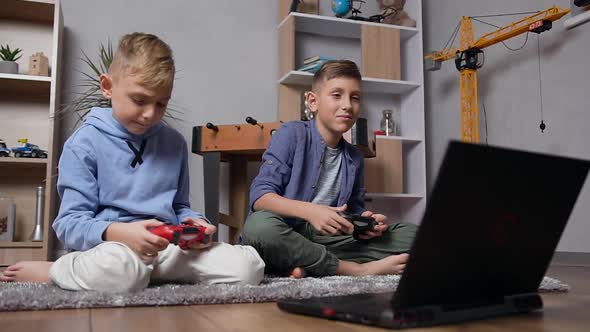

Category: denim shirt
[249, 120, 367, 223]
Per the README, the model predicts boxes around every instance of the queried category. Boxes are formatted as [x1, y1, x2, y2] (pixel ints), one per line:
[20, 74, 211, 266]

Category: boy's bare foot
[337, 253, 409, 276]
[289, 267, 306, 279]
[363, 254, 409, 275]
[0, 261, 53, 283]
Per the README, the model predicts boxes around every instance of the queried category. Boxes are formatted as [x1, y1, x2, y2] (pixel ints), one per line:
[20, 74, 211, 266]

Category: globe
[331, 0, 351, 17]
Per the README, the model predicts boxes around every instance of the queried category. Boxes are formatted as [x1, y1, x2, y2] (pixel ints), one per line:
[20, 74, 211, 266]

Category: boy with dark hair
[243, 60, 417, 278]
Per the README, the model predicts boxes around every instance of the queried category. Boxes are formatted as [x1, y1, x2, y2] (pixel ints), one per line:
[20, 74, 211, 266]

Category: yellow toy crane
[424, 6, 570, 143]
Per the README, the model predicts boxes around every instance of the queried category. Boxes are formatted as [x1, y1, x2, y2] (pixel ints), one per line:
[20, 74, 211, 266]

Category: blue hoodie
[53, 107, 205, 251]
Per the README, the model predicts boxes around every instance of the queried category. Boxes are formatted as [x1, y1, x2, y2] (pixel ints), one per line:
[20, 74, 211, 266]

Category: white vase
[0, 61, 18, 74]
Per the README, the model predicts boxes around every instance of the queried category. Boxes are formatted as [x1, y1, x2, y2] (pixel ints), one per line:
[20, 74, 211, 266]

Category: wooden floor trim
[552, 251, 590, 267]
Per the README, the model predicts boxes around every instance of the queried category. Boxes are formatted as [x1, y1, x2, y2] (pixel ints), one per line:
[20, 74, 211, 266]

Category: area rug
[0, 275, 569, 312]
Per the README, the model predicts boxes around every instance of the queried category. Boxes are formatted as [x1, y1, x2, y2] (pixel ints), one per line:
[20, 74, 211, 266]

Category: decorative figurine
[28, 52, 49, 76]
[376, 0, 416, 27]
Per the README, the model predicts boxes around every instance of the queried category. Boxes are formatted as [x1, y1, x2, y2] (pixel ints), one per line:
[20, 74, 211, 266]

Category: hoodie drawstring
[126, 139, 147, 168]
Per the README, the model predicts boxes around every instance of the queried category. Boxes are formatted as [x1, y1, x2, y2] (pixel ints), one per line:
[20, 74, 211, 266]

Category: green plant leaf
[0, 44, 23, 61]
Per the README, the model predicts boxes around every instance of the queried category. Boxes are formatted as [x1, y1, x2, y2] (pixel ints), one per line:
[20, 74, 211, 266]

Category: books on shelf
[303, 55, 333, 65]
[298, 56, 335, 73]
[298, 61, 323, 73]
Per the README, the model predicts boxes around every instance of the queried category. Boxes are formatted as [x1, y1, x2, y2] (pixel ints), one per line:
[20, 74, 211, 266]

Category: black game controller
[338, 212, 376, 240]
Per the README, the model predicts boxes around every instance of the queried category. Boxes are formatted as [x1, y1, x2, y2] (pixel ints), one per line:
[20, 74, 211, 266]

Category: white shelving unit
[0, 0, 63, 266]
[375, 134, 422, 144]
[0, 73, 52, 95]
[278, 12, 419, 40]
[0, 72, 52, 82]
[277, 1, 426, 224]
[279, 70, 420, 94]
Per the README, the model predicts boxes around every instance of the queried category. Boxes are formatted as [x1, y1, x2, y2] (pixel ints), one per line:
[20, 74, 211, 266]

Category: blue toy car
[0, 139, 10, 157]
[11, 142, 48, 158]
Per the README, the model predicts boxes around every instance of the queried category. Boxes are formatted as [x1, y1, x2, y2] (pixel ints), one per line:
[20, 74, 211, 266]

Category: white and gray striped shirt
[311, 146, 343, 206]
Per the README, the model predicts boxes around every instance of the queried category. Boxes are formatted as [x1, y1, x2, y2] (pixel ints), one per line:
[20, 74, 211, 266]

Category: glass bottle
[381, 109, 396, 136]
[0, 193, 16, 242]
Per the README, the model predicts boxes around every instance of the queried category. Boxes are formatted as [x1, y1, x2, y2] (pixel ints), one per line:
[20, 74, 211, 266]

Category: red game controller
[148, 223, 208, 249]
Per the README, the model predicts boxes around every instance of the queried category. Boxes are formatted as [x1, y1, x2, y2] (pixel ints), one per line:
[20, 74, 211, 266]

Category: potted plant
[58, 40, 182, 128]
[0, 44, 23, 74]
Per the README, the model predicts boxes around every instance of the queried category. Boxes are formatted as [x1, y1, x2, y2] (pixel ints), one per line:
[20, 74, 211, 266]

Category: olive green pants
[242, 211, 417, 277]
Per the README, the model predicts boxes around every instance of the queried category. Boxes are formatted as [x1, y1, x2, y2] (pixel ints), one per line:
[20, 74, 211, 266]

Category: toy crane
[424, 6, 570, 143]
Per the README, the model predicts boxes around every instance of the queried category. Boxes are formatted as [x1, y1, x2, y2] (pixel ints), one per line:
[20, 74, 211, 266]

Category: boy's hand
[306, 204, 354, 236]
[104, 219, 170, 262]
[357, 211, 388, 240]
[182, 217, 216, 249]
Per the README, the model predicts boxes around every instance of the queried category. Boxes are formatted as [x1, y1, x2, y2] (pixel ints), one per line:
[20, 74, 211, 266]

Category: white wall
[423, 0, 590, 252]
[59, 0, 278, 241]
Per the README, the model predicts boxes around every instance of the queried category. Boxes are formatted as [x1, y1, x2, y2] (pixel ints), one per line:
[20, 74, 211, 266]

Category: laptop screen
[393, 142, 589, 310]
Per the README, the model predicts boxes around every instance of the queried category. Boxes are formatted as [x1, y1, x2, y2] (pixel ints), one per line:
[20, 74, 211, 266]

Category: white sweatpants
[48, 242, 265, 292]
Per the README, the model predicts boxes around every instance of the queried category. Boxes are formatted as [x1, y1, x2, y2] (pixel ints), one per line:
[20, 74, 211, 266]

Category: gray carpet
[0, 275, 569, 312]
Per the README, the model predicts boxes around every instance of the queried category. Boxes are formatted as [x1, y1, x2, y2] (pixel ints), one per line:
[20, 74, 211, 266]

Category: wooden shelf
[279, 12, 419, 41]
[0, 0, 61, 262]
[0, 158, 48, 165]
[0, 241, 43, 248]
[279, 71, 420, 94]
[375, 135, 422, 144]
[0, 73, 51, 82]
[0, 73, 52, 96]
[0, 0, 55, 23]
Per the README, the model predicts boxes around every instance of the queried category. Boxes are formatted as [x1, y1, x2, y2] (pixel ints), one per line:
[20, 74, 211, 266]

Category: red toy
[148, 223, 208, 249]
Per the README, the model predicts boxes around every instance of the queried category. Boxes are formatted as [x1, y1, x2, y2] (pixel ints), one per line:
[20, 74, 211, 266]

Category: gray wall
[59, 0, 589, 251]
[59, 0, 278, 241]
[423, 0, 590, 252]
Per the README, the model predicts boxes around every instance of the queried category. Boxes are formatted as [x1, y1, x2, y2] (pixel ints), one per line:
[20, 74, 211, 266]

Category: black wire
[501, 32, 529, 51]
[449, 24, 460, 52]
[471, 11, 538, 18]
[443, 20, 461, 51]
[471, 18, 530, 51]
[441, 11, 537, 54]
[537, 34, 544, 124]
[471, 17, 501, 29]
[352, 0, 365, 14]
[482, 99, 488, 145]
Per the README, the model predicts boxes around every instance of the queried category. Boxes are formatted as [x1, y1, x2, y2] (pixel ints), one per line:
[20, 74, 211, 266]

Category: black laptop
[277, 141, 590, 329]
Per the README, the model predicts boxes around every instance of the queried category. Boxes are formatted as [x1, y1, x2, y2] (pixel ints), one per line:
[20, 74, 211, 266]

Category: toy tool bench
[192, 118, 281, 243]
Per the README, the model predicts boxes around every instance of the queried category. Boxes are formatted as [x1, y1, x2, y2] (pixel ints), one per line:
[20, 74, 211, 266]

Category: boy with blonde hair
[244, 60, 416, 278]
[1, 33, 264, 291]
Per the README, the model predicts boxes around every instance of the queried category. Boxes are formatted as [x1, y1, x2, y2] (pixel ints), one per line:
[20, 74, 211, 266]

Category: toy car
[0, 140, 10, 157]
[148, 223, 208, 249]
[11, 142, 48, 158]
